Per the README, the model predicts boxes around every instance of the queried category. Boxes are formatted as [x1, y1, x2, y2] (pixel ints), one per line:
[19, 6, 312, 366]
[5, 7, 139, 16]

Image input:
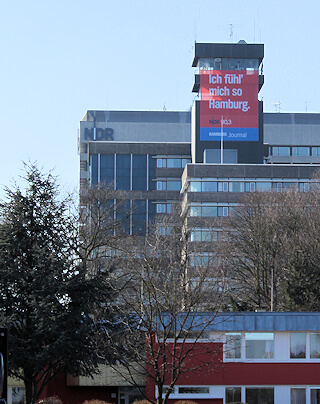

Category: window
[167, 180, 181, 191]
[167, 158, 182, 168]
[10, 387, 25, 404]
[245, 332, 274, 359]
[292, 147, 310, 156]
[91, 154, 98, 185]
[310, 333, 320, 358]
[189, 206, 201, 216]
[132, 200, 146, 235]
[156, 203, 172, 214]
[203, 206, 218, 217]
[290, 333, 306, 358]
[226, 387, 241, 403]
[149, 156, 156, 190]
[116, 155, 130, 190]
[246, 388, 274, 404]
[132, 155, 147, 190]
[291, 388, 306, 404]
[218, 182, 229, 192]
[182, 158, 191, 167]
[202, 181, 217, 192]
[225, 333, 241, 359]
[256, 181, 272, 191]
[312, 147, 320, 156]
[157, 181, 166, 190]
[190, 181, 201, 192]
[272, 146, 290, 156]
[229, 181, 244, 192]
[178, 387, 209, 394]
[100, 154, 114, 185]
[157, 158, 166, 168]
[311, 389, 320, 404]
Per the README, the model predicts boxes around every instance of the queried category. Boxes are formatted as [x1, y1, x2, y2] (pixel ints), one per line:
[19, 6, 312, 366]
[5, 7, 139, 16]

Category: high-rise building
[79, 45, 320, 233]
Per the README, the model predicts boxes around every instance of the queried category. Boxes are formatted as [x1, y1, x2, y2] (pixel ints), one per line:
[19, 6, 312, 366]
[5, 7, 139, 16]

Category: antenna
[163, 103, 167, 112]
[273, 99, 281, 113]
[229, 24, 234, 43]
[305, 101, 308, 112]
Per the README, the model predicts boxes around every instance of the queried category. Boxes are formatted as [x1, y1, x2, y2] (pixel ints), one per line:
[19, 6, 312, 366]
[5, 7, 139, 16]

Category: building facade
[146, 312, 320, 404]
[64, 40, 320, 404]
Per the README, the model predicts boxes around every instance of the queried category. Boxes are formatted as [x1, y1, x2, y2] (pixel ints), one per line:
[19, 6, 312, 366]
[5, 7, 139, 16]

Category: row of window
[199, 57, 260, 71]
[157, 157, 191, 168]
[189, 205, 233, 217]
[91, 154, 156, 191]
[162, 386, 320, 404]
[225, 332, 320, 360]
[156, 203, 173, 214]
[190, 229, 226, 242]
[271, 146, 320, 157]
[156, 180, 181, 191]
[226, 387, 320, 404]
[188, 180, 311, 193]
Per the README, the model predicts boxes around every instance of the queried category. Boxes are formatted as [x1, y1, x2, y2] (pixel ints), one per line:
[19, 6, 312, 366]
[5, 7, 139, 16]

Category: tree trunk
[25, 378, 34, 404]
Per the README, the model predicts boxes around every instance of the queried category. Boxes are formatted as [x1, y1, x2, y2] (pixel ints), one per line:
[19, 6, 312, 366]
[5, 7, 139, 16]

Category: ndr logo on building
[84, 127, 114, 141]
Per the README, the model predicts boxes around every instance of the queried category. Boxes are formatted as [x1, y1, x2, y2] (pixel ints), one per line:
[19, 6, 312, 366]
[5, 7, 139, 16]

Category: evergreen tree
[0, 164, 119, 404]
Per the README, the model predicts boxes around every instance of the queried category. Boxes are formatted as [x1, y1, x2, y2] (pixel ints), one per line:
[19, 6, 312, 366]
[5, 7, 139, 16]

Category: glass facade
[90, 154, 158, 191]
[188, 179, 310, 193]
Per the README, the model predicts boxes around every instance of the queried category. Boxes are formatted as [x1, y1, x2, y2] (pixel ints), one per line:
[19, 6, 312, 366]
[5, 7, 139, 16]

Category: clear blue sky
[0, 0, 319, 196]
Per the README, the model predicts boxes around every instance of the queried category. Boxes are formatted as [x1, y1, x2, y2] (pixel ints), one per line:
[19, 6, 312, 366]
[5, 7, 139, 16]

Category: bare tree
[222, 185, 320, 311]
[101, 207, 227, 404]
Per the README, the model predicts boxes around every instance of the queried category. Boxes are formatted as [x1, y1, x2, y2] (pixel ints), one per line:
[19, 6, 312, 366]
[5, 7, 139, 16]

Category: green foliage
[0, 164, 120, 404]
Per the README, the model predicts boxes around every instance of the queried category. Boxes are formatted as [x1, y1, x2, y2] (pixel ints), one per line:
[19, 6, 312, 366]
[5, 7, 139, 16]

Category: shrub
[82, 400, 114, 404]
[37, 397, 63, 404]
[174, 401, 199, 404]
[131, 400, 150, 404]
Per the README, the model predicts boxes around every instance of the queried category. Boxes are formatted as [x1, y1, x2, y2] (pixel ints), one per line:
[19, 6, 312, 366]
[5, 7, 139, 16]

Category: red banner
[200, 70, 259, 141]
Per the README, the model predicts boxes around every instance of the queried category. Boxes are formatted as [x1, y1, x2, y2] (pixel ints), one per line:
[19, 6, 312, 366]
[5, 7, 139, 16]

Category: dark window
[91, 154, 98, 185]
[132, 200, 146, 235]
[116, 155, 130, 190]
[148, 201, 156, 225]
[116, 199, 130, 234]
[291, 388, 306, 404]
[246, 388, 274, 404]
[226, 387, 241, 403]
[311, 389, 320, 404]
[149, 156, 156, 190]
[100, 154, 114, 186]
[132, 155, 147, 190]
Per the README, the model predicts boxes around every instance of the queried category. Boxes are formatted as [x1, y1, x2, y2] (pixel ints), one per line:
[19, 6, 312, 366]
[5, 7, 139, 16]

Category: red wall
[41, 374, 118, 404]
[147, 341, 320, 401]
